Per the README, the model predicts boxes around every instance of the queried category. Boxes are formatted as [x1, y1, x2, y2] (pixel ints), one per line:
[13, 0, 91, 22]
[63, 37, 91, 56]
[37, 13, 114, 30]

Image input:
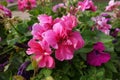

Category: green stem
[1, 47, 14, 55]
[9, 20, 24, 36]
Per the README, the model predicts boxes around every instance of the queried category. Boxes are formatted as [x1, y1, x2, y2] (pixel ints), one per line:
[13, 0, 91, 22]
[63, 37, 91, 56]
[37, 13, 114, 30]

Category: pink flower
[77, 0, 97, 12]
[52, 3, 66, 12]
[53, 14, 77, 30]
[0, 5, 12, 18]
[26, 39, 55, 68]
[37, 14, 53, 25]
[28, 14, 84, 63]
[31, 14, 53, 40]
[42, 15, 85, 61]
[105, 0, 120, 11]
[87, 42, 111, 66]
[61, 14, 77, 30]
[18, 0, 36, 11]
[31, 23, 48, 40]
[92, 15, 111, 35]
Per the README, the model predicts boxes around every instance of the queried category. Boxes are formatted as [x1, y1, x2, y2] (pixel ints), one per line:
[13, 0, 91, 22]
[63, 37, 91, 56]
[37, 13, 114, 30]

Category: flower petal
[42, 30, 58, 49]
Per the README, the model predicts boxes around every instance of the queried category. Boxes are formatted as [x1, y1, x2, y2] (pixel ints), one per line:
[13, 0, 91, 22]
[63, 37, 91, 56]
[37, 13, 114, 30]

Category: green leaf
[0, 1, 7, 6]
[42, 69, 52, 77]
[104, 62, 117, 73]
[26, 63, 34, 71]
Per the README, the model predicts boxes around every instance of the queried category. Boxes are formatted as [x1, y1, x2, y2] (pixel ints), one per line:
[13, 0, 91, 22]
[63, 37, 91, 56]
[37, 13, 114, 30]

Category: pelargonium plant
[0, 0, 120, 80]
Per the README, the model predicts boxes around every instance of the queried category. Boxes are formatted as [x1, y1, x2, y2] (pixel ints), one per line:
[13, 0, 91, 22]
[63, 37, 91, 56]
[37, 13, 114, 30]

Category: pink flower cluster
[26, 14, 85, 68]
[77, 0, 97, 12]
[87, 42, 111, 66]
[105, 0, 120, 11]
[18, 0, 36, 11]
[92, 15, 111, 35]
[0, 5, 12, 18]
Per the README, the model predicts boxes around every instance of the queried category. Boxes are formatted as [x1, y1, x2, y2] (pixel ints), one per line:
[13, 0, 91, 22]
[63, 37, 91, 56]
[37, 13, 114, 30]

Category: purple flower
[110, 28, 120, 38]
[7, 0, 14, 3]
[0, 54, 10, 72]
[52, 3, 66, 12]
[0, 5, 12, 18]
[17, 61, 34, 80]
[92, 15, 112, 35]
[87, 42, 111, 66]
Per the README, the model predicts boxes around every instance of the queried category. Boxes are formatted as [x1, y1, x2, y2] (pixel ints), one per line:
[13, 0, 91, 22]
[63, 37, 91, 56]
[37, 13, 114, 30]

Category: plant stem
[9, 20, 24, 36]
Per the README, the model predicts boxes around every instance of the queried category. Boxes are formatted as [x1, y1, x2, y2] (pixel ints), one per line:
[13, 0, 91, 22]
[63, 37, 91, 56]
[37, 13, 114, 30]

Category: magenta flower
[52, 3, 66, 12]
[26, 39, 55, 68]
[77, 0, 97, 12]
[92, 15, 111, 35]
[87, 42, 111, 66]
[42, 15, 85, 61]
[105, 0, 120, 11]
[0, 5, 12, 18]
[18, 0, 36, 11]
[93, 42, 105, 51]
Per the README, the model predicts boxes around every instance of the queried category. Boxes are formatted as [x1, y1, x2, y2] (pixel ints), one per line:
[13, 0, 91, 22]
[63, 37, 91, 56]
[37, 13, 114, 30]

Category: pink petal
[26, 39, 43, 55]
[46, 56, 55, 68]
[70, 31, 85, 49]
[55, 45, 74, 61]
[42, 30, 58, 49]
[38, 55, 55, 68]
[53, 22, 65, 35]
[37, 14, 53, 24]
[32, 23, 44, 40]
